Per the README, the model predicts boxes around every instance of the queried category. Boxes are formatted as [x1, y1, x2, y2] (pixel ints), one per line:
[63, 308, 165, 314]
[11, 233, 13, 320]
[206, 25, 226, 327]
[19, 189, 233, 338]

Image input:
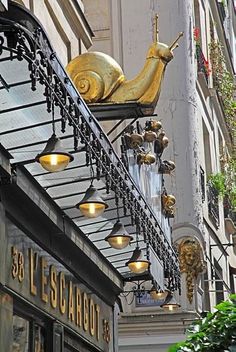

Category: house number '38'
[11, 246, 25, 282]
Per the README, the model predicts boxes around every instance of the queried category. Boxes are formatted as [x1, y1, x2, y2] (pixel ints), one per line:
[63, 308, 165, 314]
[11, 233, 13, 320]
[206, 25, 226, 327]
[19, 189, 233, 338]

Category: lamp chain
[89, 154, 95, 185]
[52, 94, 56, 134]
[115, 195, 120, 220]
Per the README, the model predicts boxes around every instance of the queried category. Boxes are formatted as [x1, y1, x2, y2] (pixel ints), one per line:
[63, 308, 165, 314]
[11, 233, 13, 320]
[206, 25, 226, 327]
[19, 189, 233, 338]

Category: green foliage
[208, 159, 236, 210]
[208, 173, 226, 197]
[168, 295, 236, 352]
[209, 40, 236, 135]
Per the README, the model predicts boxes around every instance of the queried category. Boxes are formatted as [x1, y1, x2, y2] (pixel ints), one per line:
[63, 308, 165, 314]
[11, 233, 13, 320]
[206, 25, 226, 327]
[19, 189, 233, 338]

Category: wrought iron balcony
[207, 183, 219, 228]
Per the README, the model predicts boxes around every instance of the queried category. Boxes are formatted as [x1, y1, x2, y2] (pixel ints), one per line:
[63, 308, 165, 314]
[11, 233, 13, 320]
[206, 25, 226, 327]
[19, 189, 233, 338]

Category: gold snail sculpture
[66, 18, 183, 112]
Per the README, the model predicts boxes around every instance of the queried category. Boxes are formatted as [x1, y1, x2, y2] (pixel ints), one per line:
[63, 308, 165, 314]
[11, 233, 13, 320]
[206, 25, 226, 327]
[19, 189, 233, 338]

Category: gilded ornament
[178, 238, 204, 304]
[162, 194, 176, 217]
[137, 152, 156, 165]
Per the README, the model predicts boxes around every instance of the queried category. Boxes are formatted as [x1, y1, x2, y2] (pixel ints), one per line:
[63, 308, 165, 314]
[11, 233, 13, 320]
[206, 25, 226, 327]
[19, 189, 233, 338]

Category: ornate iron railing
[207, 183, 219, 228]
[0, 5, 180, 290]
[200, 167, 206, 203]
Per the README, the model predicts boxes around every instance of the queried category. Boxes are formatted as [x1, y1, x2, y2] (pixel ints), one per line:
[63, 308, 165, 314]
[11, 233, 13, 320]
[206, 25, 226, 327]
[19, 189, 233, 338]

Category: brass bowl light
[75, 184, 108, 218]
[126, 247, 150, 274]
[105, 220, 133, 249]
[160, 293, 181, 312]
[36, 134, 74, 172]
[149, 287, 169, 301]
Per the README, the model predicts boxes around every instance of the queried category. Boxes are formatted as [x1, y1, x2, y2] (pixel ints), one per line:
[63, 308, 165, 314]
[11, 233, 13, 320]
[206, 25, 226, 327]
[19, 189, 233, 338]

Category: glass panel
[12, 315, 29, 352]
[35, 325, 46, 352]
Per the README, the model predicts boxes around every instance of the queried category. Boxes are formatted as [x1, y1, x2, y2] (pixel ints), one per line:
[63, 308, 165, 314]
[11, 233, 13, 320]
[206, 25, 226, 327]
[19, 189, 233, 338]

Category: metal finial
[154, 14, 159, 43]
[169, 32, 184, 50]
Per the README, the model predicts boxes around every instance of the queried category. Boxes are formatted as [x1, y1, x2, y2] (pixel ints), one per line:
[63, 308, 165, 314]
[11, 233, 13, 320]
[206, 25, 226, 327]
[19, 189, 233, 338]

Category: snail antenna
[169, 32, 184, 51]
[153, 14, 159, 43]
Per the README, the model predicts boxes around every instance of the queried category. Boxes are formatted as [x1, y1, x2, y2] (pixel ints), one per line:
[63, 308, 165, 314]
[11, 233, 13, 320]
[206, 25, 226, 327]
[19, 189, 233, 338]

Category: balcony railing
[207, 183, 219, 228]
[196, 45, 210, 84]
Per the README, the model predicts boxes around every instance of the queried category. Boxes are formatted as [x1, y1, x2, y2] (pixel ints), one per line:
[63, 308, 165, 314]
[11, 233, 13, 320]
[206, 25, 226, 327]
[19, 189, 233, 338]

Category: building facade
[83, 0, 236, 351]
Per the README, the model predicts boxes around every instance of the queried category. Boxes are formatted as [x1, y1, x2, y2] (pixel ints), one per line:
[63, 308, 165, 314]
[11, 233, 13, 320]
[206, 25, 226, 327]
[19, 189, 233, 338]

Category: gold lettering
[18, 252, 24, 282]
[95, 304, 100, 341]
[68, 281, 75, 322]
[29, 248, 37, 296]
[50, 265, 57, 309]
[89, 298, 95, 336]
[76, 287, 82, 327]
[41, 257, 48, 303]
[103, 319, 110, 343]
[11, 246, 18, 279]
[83, 292, 89, 332]
[59, 271, 66, 314]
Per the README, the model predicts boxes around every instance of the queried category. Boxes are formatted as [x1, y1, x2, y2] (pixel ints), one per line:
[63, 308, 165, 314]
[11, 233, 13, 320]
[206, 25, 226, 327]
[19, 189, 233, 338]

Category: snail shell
[66, 52, 125, 103]
[129, 133, 144, 149]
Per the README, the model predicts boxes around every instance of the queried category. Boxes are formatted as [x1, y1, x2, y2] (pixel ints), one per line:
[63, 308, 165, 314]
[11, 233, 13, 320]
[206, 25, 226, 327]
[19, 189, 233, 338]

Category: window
[214, 259, 224, 304]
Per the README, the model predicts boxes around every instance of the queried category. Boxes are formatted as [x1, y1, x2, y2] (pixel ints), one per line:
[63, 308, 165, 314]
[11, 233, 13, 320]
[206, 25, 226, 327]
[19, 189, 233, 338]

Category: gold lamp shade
[36, 134, 74, 172]
[160, 294, 181, 312]
[105, 220, 133, 249]
[126, 247, 150, 274]
[149, 287, 169, 301]
[75, 185, 108, 218]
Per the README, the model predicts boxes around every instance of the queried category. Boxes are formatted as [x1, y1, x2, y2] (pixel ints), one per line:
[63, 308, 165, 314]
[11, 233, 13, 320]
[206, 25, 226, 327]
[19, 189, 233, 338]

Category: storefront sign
[6, 220, 112, 351]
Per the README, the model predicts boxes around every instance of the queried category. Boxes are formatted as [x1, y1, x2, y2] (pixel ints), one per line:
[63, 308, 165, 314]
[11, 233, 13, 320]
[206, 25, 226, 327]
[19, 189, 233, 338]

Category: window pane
[35, 325, 46, 352]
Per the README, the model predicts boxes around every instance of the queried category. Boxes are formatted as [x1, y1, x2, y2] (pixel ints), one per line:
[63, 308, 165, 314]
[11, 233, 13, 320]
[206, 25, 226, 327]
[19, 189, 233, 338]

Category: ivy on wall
[209, 40, 236, 135]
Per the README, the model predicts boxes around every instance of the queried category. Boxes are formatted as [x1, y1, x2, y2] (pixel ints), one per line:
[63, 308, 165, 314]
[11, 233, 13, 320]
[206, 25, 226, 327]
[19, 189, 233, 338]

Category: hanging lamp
[105, 220, 133, 249]
[75, 184, 108, 218]
[149, 287, 169, 301]
[36, 133, 73, 172]
[160, 293, 181, 312]
[36, 102, 73, 172]
[105, 202, 133, 249]
[126, 247, 150, 274]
